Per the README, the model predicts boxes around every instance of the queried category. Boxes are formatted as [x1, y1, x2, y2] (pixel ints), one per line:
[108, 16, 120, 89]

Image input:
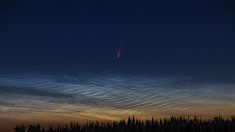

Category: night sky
[0, 0, 235, 73]
[1, 0, 235, 131]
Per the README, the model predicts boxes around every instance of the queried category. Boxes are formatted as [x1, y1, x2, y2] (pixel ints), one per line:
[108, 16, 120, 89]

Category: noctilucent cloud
[1, 0, 235, 131]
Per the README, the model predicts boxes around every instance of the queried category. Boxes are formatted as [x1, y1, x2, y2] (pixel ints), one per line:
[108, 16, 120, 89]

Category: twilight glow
[1, 70, 235, 130]
[1, 0, 235, 131]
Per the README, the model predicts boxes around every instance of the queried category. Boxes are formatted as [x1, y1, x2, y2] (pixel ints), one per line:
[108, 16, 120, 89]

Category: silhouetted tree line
[15, 116, 235, 132]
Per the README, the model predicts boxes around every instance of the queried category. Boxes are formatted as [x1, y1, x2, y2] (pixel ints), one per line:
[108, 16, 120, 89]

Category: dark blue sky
[1, 0, 235, 74]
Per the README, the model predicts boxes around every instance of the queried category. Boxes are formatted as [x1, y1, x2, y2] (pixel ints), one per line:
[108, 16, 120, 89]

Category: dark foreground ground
[15, 116, 235, 132]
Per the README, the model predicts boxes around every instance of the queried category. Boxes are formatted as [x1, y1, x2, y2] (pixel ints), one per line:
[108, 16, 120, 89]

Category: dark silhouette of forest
[15, 116, 235, 132]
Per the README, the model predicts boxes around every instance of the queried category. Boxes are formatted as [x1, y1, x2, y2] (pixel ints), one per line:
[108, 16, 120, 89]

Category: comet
[117, 48, 122, 59]
[117, 46, 122, 59]
[117, 33, 127, 59]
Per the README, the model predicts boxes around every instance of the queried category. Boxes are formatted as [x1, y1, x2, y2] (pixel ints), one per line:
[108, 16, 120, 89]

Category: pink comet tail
[117, 48, 121, 59]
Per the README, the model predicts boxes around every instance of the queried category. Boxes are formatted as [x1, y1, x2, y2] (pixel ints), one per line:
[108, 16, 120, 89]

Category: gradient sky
[0, 0, 235, 73]
[1, 0, 235, 131]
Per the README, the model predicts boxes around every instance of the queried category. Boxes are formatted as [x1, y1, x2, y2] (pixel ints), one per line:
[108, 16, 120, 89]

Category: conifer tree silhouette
[14, 116, 235, 132]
